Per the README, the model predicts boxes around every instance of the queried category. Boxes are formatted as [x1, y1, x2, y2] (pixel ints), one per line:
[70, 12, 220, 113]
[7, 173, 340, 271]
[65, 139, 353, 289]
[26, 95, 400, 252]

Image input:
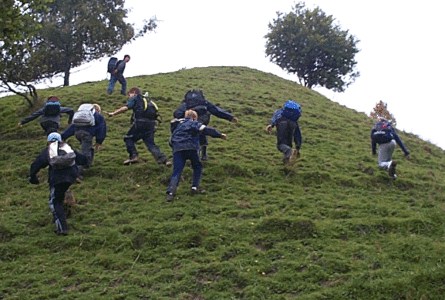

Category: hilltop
[1, 66, 445, 299]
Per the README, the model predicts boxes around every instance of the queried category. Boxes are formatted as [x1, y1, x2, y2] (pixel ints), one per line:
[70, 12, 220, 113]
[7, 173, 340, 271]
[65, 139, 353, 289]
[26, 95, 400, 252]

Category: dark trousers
[167, 150, 202, 195]
[48, 182, 71, 233]
[40, 120, 59, 135]
[124, 120, 167, 163]
[276, 119, 297, 158]
[75, 130, 94, 167]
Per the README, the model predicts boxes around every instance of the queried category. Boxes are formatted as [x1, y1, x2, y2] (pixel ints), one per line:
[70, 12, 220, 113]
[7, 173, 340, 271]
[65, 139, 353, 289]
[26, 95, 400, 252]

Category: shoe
[166, 193, 174, 202]
[165, 160, 172, 167]
[123, 156, 139, 165]
[388, 160, 397, 178]
[54, 230, 68, 236]
[190, 187, 205, 195]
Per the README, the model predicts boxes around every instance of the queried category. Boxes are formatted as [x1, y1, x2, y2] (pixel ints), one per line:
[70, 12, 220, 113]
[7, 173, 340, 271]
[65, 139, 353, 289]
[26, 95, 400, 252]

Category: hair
[128, 87, 141, 95]
[47, 96, 60, 102]
[185, 109, 198, 120]
[124, 54, 130, 60]
[93, 104, 101, 113]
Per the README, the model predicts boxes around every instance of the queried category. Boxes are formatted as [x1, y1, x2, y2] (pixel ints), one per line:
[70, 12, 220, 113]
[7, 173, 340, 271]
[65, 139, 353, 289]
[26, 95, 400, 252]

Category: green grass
[1, 66, 445, 299]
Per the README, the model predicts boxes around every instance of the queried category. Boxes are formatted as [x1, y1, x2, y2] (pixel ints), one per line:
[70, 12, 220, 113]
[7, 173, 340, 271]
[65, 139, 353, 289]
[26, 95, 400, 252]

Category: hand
[94, 143, 102, 152]
[405, 154, 411, 160]
[266, 125, 273, 133]
[221, 134, 227, 140]
[18, 122, 23, 127]
[28, 176, 39, 185]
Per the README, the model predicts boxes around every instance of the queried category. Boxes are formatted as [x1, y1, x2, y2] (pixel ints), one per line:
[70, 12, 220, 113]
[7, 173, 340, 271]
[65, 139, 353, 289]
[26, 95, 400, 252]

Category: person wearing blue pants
[166, 110, 227, 202]
[107, 54, 130, 95]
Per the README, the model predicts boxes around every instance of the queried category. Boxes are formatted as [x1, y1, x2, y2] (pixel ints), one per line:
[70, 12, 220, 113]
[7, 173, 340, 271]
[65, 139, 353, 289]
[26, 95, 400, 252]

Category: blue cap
[47, 132, 62, 142]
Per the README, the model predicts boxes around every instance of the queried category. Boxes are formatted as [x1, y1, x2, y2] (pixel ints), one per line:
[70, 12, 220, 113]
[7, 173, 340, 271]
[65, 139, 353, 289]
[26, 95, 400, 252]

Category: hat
[47, 132, 62, 142]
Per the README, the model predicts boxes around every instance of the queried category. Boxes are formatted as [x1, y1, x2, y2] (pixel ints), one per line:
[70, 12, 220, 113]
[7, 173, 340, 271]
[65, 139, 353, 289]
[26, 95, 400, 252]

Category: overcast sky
[51, 0, 445, 150]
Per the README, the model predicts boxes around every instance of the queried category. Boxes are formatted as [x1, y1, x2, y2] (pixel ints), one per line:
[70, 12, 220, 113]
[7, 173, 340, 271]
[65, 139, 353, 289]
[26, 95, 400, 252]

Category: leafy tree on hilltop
[0, 0, 53, 106]
[265, 2, 360, 92]
[30, 0, 157, 86]
[370, 100, 397, 126]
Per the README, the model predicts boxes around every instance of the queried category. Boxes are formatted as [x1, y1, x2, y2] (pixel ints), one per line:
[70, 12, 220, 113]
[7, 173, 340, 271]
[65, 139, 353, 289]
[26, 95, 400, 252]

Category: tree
[370, 100, 397, 127]
[265, 2, 360, 92]
[29, 0, 157, 86]
[0, 0, 53, 106]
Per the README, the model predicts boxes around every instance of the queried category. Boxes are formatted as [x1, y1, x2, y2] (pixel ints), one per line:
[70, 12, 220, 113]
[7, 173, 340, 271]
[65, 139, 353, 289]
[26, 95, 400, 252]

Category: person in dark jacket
[166, 110, 227, 202]
[266, 100, 302, 165]
[18, 96, 74, 134]
[107, 54, 130, 95]
[61, 104, 107, 178]
[28, 132, 87, 235]
[371, 118, 410, 178]
[173, 89, 237, 160]
[108, 87, 171, 166]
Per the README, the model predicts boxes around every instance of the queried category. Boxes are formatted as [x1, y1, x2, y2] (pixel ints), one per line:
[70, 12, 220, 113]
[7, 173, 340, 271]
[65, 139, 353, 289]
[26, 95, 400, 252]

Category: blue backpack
[107, 57, 118, 73]
[281, 100, 301, 122]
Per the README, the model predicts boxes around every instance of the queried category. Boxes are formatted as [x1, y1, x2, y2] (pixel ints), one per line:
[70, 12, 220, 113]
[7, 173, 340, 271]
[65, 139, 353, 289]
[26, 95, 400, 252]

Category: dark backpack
[134, 95, 160, 121]
[281, 100, 301, 122]
[183, 89, 209, 124]
[43, 97, 61, 117]
[371, 120, 393, 144]
[107, 57, 118, 73]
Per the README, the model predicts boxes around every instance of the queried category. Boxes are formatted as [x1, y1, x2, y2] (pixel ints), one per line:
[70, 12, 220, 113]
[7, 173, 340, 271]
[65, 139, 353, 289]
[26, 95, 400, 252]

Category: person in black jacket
[28, 132, 87, 235]
[166, 110, 227, 202]
[18, 96, 74, 134]
[107, 54, 130, 95]
[108, 87, 171, 166]
[371, 118, 410, 178]
[173, 89, 237, 160]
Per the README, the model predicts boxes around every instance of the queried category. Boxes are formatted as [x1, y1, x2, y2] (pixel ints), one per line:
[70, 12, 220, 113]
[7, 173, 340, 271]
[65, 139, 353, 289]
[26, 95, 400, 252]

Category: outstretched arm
[108, 106, 128, 117]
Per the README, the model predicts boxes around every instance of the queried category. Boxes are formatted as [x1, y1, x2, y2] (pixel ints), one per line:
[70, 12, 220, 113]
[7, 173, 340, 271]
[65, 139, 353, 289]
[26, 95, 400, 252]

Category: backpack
[281, 100, 301, 122]
[183, 89, 209, 124]
[43, 97, 61, 117]
[72, 104, 96, 127]
[134, 95, 160, 121]
[107, 57, 118, 73]
[48, 141, 76, 170]
[371, 120, 393, 144]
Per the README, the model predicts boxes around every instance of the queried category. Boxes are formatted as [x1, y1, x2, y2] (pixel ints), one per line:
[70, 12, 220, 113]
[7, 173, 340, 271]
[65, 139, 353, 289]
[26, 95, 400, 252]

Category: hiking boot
[283, 149, 297, 165]
[388, 160, 397, 178]
[123, 156, 139, 165]
[166, 193, 174, 202]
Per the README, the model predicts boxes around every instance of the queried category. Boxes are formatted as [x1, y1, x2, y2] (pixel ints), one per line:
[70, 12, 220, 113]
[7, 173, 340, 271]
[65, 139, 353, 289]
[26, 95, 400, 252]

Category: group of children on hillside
[20, 85, 410, 235]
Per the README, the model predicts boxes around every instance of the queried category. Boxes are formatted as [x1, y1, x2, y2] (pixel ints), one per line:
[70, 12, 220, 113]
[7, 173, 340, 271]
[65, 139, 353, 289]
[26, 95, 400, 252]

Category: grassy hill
[1, 66, 444, 299]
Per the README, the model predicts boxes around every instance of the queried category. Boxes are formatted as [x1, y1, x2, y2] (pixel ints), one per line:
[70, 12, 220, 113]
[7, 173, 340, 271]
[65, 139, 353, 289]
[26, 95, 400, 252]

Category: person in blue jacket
[61, 104, 107, 179]
[371, 118, 410, 178]
[266, 100, 302, 165]
[28, 132, 87, 235]
[173, 89, 237, 160]
[166, 110, 227, 202]
[18, 96, 74, 134]
[107, 54, 130, 95]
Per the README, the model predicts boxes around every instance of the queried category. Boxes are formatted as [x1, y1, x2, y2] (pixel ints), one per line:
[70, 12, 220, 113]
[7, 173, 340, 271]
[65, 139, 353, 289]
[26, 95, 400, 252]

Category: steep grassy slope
[1, 66, 444, 299]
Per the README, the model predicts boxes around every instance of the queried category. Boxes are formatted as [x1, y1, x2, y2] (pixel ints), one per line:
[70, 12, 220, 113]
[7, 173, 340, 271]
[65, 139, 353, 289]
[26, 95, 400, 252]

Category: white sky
[50, 0, 445, 149]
